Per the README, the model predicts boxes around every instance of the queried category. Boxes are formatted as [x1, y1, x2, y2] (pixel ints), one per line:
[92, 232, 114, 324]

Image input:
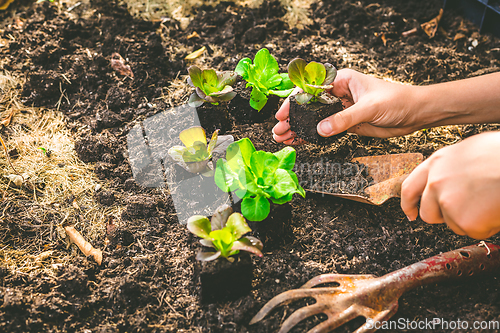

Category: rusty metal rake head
[250, 274, 398, 333]
[250, 243, 500, 333]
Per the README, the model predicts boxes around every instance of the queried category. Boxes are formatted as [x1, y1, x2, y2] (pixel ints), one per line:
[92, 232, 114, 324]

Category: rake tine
[307, 305, 359, 333]
[278, 303, 329, 333]
[250, 288, 333, 325]
[302, 274, 375, 288]
[354, 302, 399, 333]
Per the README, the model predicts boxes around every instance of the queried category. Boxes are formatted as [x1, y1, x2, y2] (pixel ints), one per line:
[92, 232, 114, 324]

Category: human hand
[272, 87, 307, 145]
[401, 131, 500, 239]
[273, 69, 424, 144]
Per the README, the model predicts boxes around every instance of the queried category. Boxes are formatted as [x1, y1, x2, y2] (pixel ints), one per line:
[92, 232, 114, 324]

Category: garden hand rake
[250, 242, 500, 333]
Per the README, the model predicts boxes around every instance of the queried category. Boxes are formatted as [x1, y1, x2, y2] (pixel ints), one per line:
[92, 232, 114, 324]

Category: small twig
[0, 107, 17, 127]
[61, 73, 72, 85]
[0, 133, 24, 183]
[0, 201, 11, 219]
[67, 2, 82, 12]
[136, 238, 145, 252]
[164, 298, 186, 319]
[64, 225, 103, 265]
[402, 27, 418, 37]
[479, 241, 491, 256]
[158, 289, 167, 307]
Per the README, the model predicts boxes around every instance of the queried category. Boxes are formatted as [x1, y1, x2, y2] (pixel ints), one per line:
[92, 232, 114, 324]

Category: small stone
[275, 279, 280, 284]
[5, 174, 23, 187]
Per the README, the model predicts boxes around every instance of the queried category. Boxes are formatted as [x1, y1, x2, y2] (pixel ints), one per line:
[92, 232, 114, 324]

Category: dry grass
[281, 0, 315, 29]
[0, 71, 123, 276]
[156, 72, 191, 108]
[124, 0, 316, 29]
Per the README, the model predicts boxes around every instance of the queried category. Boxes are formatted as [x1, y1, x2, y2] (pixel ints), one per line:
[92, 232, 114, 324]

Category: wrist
[410, 73, 500, 128]
[410, 84, 468, 129]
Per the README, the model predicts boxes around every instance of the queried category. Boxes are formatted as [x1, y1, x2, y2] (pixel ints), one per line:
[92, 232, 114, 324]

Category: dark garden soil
[1, 0, 500, 332]
[288, 95, 345, 145]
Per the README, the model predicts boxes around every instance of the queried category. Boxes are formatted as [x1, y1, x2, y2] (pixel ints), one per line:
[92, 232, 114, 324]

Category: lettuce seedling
[287, 58, 337, 104]
[187, 204, 263, 262]
[168, 126, 233, 174]
[214, 138, 305, 222]
[235, 48, 294, 111]
[187, 66, 237, 107]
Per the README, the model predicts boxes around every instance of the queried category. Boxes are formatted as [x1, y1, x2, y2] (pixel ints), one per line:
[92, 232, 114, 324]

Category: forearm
[411, 72, 500, 128]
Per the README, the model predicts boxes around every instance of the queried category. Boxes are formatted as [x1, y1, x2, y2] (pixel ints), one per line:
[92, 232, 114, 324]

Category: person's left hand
[272, 87, 307, 145]
[401, 131, 500, 239]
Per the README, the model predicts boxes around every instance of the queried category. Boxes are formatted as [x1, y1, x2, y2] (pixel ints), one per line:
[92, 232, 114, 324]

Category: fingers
[316, 102, 370, 137]
[400, 161, 430, 221]
[283, 137, 307, 145]
[274, 87, 304, 145]
[440, 210, 467, 236]
[276, 87, 302, 121]
[273, 130, 295, 143]
[272, 119, 290, 136]
[418, 186, 444, 225]
[401, 158, 467, 235]
[275, 96, 290, 121]
[273, 130, 306, 145]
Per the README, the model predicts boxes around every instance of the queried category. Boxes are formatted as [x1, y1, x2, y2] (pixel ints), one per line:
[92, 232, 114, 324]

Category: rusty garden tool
[250, 242, 500, 333]
[307, 153, 424, 205]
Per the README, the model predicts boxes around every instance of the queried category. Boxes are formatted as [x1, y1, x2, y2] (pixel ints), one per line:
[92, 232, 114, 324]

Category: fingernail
[318, 120, 333, 136]
[406, 215, 415, 222]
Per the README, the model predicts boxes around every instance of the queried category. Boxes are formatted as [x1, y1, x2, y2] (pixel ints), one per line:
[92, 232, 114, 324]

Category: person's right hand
[401, 131, 500, 239]
[273, 69, 426, 144]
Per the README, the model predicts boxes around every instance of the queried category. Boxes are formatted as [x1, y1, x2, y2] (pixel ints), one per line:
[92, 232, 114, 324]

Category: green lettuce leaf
[241, 195, 270, 222]
[235, 48, 295, 111]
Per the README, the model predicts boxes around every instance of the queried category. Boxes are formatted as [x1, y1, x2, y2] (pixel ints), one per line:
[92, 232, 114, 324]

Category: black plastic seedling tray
[443, 0, 500, 37]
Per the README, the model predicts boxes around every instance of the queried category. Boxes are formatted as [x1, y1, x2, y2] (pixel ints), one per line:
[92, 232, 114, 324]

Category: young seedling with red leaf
[187, 204, 263, 262]
[287, 58, 337, 104]
[187, 66, 237, 107]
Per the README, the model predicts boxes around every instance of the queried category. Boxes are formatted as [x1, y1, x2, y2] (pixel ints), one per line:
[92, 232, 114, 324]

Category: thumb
[316, 101, 371, 137]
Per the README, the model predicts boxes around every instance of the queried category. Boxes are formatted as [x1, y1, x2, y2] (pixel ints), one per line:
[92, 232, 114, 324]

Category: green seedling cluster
[187, 205, 263, 262]
[214, 138, 305, 222]
[181, 51, 343, 262]
[235, 48, 294, 111]
[187, 49, 339, 111]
